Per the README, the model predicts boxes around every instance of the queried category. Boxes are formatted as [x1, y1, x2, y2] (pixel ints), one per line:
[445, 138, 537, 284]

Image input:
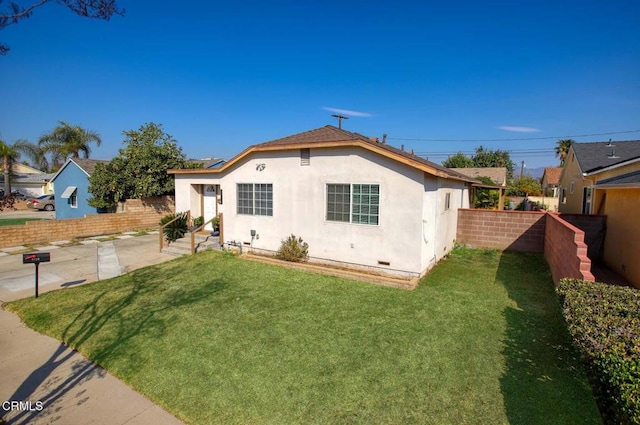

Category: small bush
[276, 234, 309, 262]
[557, 278, 640, 424]
[160, 212, 188, 242]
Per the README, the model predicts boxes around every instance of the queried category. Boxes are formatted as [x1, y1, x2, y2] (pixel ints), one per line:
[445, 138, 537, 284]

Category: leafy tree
[507, 176, 542, 196]
[472, 176, 500, 209]
[38, 121, 102, 169]
[442, 152, 474, 168]
[88, 123, 189, 208]
[555, 139, 574, 166]
[472, 145, 515, 181]
[0, 0, 124, 54]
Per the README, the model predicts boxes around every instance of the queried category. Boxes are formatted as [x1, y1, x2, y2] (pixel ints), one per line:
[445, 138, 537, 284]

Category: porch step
[162, 233, 220, 257]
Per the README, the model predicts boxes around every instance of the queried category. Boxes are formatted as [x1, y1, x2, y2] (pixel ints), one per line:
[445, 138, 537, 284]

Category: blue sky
[1, 0, 639, 170]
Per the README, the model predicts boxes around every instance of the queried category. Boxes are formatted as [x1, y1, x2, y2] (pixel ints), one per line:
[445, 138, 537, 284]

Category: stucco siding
[601, 188, 640, 288]
[175, 147, 434, 276]
[227, 148, 425, 276]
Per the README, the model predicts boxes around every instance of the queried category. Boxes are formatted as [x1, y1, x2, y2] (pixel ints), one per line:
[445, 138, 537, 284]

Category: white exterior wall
[420, 175, 468, 274]
[174, 147, 469, 278]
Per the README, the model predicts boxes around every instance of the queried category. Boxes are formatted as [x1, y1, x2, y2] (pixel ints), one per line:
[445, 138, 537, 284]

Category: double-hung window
[326, 183, 379, 225]
[237, 183, 273, 216]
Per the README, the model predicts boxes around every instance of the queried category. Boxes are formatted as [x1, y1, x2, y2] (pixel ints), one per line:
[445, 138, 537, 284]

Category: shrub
[160, 212, 188, 242]
[276, 234, 309, 262]
[557, 278, 640, 424]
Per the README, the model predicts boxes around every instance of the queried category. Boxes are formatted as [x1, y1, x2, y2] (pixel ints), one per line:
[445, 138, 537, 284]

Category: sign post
[22, 253, 51, 298]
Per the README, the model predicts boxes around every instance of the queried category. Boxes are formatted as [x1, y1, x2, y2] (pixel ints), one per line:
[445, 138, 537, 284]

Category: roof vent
[606, 139, 614, 147]
[608, 147, 619, 159]
[382, 134, 387, 144]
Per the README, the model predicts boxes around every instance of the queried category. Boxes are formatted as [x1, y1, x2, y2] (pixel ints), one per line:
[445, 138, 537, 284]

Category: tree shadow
[3, 265, 226, 424]
[496, 252, 601, 424]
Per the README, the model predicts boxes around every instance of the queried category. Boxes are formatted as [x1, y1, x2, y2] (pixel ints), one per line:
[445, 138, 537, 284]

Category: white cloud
[497, 126, 542, 133]
[322, 107, 373, 117]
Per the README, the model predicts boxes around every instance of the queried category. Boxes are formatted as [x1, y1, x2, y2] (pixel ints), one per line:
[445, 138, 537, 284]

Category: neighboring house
[541, 167, 562, 197]
[188, 157, 226, 168]
[169, 125, 476, 279]
[450, 167, 507, 187]
[0, 163, 54, 197]
[50, 158, 109, 219]
[558, 140, 640, 288]
[451, 167, 507, 209]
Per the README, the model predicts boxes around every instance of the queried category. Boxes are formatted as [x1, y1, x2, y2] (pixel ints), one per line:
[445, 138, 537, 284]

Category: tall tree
[38, 121, 102, 169]
[472, 145, 515, 181]
[442, 152, 474, 168]
[88, 123, 189, 208]
[0, 0, 124, 54]
[555, 139, 574, 166]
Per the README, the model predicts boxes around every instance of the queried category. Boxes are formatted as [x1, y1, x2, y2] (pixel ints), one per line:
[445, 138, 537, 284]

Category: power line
[388, 129, 640, 142]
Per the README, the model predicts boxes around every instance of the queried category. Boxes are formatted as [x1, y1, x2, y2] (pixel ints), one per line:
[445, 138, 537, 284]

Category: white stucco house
[169, 126, 476, 279]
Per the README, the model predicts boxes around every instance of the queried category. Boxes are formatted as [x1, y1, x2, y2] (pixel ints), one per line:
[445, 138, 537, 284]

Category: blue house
[50, 158, 109, 219]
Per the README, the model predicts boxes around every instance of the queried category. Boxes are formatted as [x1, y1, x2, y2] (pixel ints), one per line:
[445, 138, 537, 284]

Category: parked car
[28, 194, 55, 211]
[10, 190, 33, 200]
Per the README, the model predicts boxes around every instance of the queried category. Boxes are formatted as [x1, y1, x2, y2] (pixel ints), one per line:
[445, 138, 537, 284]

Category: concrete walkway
[0, 234, 183, 424]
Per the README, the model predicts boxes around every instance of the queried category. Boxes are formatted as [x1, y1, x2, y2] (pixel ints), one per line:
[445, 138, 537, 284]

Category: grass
[0, 218, 45, 226]
[4, 249, 602, 424]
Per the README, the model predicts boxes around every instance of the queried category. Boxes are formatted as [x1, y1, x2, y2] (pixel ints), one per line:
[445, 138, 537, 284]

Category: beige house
[5, 163, 54, 196]
[558, 140, 640, 288]
[169, 125, 476, 279]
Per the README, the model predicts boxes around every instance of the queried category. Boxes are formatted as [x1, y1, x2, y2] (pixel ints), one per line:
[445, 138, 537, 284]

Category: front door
[203, 185, 217, 230]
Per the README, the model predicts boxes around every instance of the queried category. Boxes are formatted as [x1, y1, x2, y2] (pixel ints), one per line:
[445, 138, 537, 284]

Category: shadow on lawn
[5, 263, 226, 425]
[496, 252, 601, 425]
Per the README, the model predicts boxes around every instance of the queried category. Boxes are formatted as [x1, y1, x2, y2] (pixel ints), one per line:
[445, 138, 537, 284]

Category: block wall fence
[456, 209, 603, 284]
[0, 196, 174, 249]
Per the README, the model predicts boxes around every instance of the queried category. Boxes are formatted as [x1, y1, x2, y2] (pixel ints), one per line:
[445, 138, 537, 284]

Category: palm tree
[38, 121, 102, 169]
[0, 138, 35, 195]
[555, 139, 575, 166]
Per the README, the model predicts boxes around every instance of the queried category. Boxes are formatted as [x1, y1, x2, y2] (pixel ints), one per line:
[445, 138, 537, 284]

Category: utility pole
[520, 160, 525, 179]
[331, 114, 349, 129]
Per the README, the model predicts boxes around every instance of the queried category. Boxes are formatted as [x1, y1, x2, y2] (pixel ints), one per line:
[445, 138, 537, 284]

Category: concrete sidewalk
[0, 234, 183, 424]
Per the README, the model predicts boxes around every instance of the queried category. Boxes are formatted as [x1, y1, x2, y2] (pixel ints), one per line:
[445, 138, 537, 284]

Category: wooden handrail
[189, 215, 220, 254]
[158, 211, 190, 252]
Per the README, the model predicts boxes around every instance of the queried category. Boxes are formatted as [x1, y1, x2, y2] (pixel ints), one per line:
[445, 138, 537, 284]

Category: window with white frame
[570, 181, 574, 194]
[70, 189, 77, 208]
[326, 183, 379, 225]
[444, 192, 451, 211]
[237, 183, 272, 216]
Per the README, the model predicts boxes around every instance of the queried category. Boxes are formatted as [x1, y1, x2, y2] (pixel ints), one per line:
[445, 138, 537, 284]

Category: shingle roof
[572, 140, 640, 174]
[254, 126, 475, 182]
[450, 168, 507, 185]
[72, 158, 109, 175]
[542, 167, 562, 185]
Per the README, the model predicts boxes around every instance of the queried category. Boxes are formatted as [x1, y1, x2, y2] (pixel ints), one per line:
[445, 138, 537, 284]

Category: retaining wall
[0, 196, 174, 249]
[544, 213, 594, 283]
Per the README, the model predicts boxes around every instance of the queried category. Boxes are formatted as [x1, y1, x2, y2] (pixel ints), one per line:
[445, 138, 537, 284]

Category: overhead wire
[388, 129, 640, 142]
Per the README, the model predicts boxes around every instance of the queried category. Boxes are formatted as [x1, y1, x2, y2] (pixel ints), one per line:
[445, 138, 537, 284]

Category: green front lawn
[5, 249, 601, 424]
[0, 218, 44, 226]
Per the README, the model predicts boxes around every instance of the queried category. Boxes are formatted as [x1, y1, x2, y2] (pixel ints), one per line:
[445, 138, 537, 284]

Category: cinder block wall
[544, 213, 594, 283]
[456, 209, 595, 284]
[559, 213, 607, 260]
[0, 196, 175, 249]
[456, 209, 546, 252]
